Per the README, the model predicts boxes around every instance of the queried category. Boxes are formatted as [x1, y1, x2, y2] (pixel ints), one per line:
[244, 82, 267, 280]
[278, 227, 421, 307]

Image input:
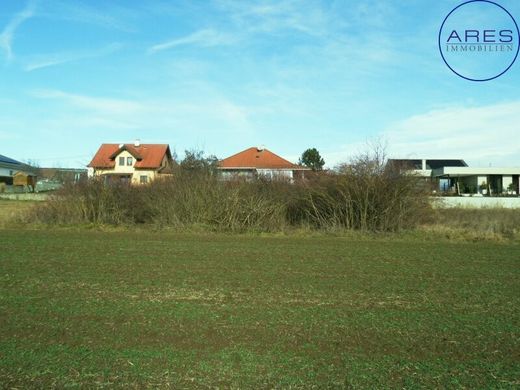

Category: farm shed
[13, 171, 37, 192]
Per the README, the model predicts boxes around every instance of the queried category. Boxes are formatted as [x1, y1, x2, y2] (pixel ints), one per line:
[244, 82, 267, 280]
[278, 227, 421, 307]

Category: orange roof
[88, 144, 172, 169]
[219, 147, 306, 170]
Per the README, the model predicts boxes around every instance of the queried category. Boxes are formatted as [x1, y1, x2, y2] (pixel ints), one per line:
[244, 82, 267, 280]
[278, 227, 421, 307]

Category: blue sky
[1, 0, 519, 168]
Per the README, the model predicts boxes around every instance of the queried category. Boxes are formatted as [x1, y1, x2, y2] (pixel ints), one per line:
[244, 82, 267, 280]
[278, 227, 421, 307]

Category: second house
[88, 141, 174, 184]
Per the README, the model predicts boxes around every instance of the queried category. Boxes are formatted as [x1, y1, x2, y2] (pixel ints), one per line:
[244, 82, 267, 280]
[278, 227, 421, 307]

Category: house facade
[0, 154, 36, 187]
[0, 154, 24, 185]
[87, 142, 174, 184]
[218, 146, 310, 181]
[433, 167, 520, 195]
[389, 158, 520, 195]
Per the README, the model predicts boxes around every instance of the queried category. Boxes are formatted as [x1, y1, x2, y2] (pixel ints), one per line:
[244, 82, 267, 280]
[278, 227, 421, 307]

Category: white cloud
[30, 89, 147, 116]
[148, 29, 236, 53]
[215, 0, 336, 37]
[383, 102, 520, 167]
[0, 0, 36, 61]
[29, 89, 254, 137]
[321, 102, 520, 168]
[24, 42, 123, 71]
[38, 0, 137, 32]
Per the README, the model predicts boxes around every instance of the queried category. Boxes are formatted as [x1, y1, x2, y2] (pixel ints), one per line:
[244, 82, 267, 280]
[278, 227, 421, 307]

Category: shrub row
[26, 155, 432, 232]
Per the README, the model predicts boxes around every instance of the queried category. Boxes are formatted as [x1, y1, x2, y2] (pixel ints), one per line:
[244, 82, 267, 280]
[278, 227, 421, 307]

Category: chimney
[421, 159, 426, 171]
[134, 139, 141, 147]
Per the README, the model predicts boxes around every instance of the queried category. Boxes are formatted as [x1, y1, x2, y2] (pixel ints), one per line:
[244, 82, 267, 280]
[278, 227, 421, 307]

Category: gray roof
[0, 154, 22, 166]
[0, 154, 37, 176]
[388, 159, 468, 170]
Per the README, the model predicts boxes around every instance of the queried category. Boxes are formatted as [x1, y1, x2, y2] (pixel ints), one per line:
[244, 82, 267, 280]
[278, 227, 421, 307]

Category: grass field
[1, 229, 519, 388]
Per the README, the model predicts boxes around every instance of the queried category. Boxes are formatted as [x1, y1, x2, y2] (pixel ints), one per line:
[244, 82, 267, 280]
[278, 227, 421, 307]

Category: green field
[1, 229, 519, 388]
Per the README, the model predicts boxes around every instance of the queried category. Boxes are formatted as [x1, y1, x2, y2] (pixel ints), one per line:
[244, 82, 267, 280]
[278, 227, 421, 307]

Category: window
[140, 175, 148, 184]
[9, 170, 13, 176]
[127, 157, 133, 166]
[119, 157, 125, 166]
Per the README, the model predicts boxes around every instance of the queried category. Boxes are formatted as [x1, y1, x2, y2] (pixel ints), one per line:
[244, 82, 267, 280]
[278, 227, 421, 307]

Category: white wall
[433, 197, 520, 209]
[0, 167, 16, 177]
[112, 151, 136, 174]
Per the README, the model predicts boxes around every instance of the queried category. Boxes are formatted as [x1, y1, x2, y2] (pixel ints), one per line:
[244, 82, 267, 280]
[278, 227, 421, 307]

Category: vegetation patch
[0, 200, 37, 228]
[0, 229, 519, 387]
[18, 149, 432, 233]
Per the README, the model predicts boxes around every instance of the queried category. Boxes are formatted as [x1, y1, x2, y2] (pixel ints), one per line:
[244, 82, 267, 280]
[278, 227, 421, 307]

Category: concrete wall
[432, 196, 520, 209]
[0, 193, 48, 201]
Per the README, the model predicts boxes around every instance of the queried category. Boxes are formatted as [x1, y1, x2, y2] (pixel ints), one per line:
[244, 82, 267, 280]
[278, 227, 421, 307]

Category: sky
[1, 0, 519, 168]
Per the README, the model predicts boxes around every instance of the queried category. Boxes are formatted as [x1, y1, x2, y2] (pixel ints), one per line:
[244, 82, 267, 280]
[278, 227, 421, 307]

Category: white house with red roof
[87, 141, 174, 184]
[218, 146, 309, 181]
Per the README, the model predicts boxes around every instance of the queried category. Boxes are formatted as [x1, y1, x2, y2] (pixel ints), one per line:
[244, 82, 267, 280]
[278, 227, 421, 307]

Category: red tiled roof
[219, 147, 306, 170]
[88, 144, 172, 169]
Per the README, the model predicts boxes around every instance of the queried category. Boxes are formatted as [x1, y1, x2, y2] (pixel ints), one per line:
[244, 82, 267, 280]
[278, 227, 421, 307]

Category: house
[87, 141, 175, 184]
[0, 154, 37, 191]
[389, 158, 520, 195]
[218, 146, 310, 181]
[433, 166, 520, 195]
[0, 154, 25, 185]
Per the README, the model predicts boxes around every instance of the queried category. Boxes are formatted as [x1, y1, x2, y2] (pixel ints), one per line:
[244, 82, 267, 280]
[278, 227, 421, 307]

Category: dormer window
[127, 157, 133, 166]
[119, 157, 125, 166]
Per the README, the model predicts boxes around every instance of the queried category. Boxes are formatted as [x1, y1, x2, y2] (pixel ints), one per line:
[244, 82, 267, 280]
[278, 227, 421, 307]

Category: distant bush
[288, 147, 431, 231]
[28, 173, 289, 232]
[25, 148, 432, 232]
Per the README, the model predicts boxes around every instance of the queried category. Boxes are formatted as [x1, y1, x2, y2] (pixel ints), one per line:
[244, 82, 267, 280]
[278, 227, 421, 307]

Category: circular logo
[439, 0, 520, 81]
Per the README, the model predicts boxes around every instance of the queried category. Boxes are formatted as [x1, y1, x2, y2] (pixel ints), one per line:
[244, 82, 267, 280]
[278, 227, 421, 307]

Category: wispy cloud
[148, 28, 236, 53]
[385, 101, 520, 166]
[24, 42, 123, 71]
[0, 0, 36, 61]
[321, 101, 520, 168]
[30, 89, 146, 115]
[29, 88, 254, 136]
[215, 0, 323, 35]
[38, 1, 137, 32]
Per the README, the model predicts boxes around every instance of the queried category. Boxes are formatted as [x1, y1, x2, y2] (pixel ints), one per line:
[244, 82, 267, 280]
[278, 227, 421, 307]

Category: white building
[388, 158, 520, 195]
[0, 154, 34, 186]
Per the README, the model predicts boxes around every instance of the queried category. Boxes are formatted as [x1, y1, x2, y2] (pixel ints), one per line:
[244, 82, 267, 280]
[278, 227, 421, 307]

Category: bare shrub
[288, 144, 432, 231]
[28, 171, 288, 232]
[26, 145, 432, 232]
[29, 179, 149, 225]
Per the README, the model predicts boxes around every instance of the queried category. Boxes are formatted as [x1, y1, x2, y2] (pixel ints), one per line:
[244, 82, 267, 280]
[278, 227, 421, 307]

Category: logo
[439, 0, 520, 81]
